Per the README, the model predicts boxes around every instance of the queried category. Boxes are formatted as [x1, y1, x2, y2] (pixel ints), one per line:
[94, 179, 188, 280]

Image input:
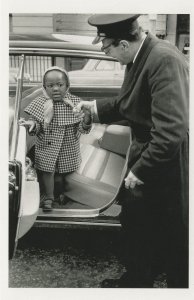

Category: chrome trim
[9, 48, 116, 61]
[38, 202, 121, 218]
[35, 219, 121, 228]
[10, 82, 120, 90]
[9, 55, 25, 160]
[70, 84, 121, 89]
[38, 207, 100, 218]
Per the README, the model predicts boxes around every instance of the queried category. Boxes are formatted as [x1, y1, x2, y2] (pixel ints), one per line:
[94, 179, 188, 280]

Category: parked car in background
[68, 58, 125, 86]
[9, 33, 132, 259]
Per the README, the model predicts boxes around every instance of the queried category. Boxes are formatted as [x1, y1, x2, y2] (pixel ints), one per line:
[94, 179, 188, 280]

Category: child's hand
[73, 101, 94, 120]
[73, 101, 95, 114]
[19, 118, 36, 132]
[72, 106, 85, 118]
[82, 107, 92, 125]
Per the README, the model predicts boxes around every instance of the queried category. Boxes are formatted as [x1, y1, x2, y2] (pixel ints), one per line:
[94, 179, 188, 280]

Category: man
[74, 14, 189, 288]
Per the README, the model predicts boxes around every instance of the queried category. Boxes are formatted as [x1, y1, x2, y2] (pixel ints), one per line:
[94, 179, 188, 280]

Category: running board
[34, 219, 121, 229]
[38, 202, 121, 218]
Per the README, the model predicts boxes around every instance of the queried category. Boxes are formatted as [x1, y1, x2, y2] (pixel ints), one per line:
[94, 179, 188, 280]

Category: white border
[1, 1, 194, 299]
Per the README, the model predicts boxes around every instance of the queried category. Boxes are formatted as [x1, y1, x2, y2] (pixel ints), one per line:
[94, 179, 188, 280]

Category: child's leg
[63, 172, 74, 191]
[54, 173, 64, 198]
[41, 171, 55, 200]
[56, 172, 73, 206]
[38, 170, 55, 210]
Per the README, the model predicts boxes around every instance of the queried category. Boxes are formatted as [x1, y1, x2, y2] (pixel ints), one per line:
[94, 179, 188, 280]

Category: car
[68, 58, 125, 86]
[9, 33, 124, 98]
[9, 33, 132, 259]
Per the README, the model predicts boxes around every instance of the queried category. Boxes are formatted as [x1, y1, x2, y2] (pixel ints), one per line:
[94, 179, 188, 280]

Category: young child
[19, 66, 92, 211]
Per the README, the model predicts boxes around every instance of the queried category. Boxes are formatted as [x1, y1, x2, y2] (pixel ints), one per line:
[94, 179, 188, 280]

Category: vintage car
[68, 58, 125, 86]
[9, 33, 132, 259]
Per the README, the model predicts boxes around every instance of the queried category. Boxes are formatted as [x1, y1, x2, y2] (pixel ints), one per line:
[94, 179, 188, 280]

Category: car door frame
[9, 49, 128, 229]
[9, 55, 40, 258]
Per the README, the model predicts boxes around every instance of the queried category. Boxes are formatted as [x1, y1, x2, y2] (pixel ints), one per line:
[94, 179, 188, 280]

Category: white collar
[133, 35, 147, 63]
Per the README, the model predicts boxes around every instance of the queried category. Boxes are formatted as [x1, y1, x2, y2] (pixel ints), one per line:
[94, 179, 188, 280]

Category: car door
[9, 55, 40, 259]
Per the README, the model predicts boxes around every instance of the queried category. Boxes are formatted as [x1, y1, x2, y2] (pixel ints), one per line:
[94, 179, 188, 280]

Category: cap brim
[92, 35, 105, 45]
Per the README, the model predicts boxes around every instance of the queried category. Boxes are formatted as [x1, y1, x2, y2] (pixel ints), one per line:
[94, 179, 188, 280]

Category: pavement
[9, 227, 167, 288]
[9, 228, 125, 288]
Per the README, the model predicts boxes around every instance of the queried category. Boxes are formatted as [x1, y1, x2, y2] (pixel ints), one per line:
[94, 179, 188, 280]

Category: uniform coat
[25, 92, 91, 173]
[96, 33, 189, 287]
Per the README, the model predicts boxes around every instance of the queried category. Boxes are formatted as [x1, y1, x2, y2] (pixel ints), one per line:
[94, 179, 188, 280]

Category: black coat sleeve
[96, 97, 124, 124]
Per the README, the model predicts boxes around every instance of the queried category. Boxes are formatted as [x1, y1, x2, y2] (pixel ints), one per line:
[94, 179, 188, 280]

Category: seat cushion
[80, 123, 107, 147]
[65, 143, 125, 208]
[99, 124, 131, 156]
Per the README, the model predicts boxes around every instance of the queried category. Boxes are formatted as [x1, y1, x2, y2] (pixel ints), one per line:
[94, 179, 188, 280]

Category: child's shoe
[42, 199, 53, 211]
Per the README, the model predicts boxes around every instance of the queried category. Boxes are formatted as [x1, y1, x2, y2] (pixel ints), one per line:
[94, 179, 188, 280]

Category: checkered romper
[24, 93, 91, 173]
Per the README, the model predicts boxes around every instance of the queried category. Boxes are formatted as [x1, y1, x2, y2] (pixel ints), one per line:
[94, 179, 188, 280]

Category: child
[19, 66, 92, 211]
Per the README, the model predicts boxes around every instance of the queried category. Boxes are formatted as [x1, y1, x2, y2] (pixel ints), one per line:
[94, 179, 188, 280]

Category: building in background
[9, 14, 190, 53]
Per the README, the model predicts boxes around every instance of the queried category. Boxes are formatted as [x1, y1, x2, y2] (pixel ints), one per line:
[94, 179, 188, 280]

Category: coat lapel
[118, 33, 159, 102]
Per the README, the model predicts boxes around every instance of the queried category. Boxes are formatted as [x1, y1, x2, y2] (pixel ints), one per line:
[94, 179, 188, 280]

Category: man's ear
[120, 40, 130, 50]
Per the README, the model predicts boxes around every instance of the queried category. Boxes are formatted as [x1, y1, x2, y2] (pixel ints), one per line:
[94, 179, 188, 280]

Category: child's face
[44, 70, 68, 101]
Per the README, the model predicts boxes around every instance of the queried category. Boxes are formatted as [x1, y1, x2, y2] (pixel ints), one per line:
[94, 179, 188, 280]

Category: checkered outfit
[24, 92, 91, 173]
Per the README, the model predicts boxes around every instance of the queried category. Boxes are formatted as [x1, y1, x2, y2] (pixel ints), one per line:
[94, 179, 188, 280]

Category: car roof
[9, 33, 101, 52]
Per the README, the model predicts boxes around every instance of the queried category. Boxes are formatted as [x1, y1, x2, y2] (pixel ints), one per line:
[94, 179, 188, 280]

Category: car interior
[24, 109, 132, 214]
[9, 53, 132, 220]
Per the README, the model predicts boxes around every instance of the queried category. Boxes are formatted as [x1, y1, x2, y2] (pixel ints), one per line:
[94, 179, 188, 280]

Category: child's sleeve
[78, 120, 92, 134]
[73, 95, 93, 134]
[24, 97, 44, 135]
[28, 117, 41, 136]
[24, 97, 44, 123]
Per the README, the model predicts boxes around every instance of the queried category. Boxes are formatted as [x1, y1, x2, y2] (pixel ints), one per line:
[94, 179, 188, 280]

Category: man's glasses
[101, 41, 113, 53]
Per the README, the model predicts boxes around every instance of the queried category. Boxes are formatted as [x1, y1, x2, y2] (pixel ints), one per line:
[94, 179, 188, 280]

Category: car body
[9, 33, 132, 259]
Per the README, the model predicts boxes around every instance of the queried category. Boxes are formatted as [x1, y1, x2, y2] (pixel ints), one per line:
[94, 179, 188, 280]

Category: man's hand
[73, 100, 95, 117]
[124, 170, 144, 189]
[19, 118, 36, 133]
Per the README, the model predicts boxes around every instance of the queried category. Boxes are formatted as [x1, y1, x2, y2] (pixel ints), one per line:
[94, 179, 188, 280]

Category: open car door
[9, 55, 40, 259]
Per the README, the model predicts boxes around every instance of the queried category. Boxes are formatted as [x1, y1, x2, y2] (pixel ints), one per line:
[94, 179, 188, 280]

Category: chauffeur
[74, 14, 189, 288]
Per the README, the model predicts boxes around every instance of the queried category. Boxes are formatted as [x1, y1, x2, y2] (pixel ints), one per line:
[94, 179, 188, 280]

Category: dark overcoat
[97, 33, 189, 226]
[96, 33, 189, 285]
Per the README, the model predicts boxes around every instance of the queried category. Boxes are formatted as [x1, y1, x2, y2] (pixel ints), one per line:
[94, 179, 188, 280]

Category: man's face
[44, 70, 68, 101]
[101, 38, 133, 65]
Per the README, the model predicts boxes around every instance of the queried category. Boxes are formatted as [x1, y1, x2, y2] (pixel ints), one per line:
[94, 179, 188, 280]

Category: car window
[95, 60, 115, 71]
[9, 54, 124, 96]
[120, 64, 126, 70]
[82, 59, 99, 70]
[9, 55, 88, 83]
[9, 55, 52, 83]
[55, 56, 88, 71]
